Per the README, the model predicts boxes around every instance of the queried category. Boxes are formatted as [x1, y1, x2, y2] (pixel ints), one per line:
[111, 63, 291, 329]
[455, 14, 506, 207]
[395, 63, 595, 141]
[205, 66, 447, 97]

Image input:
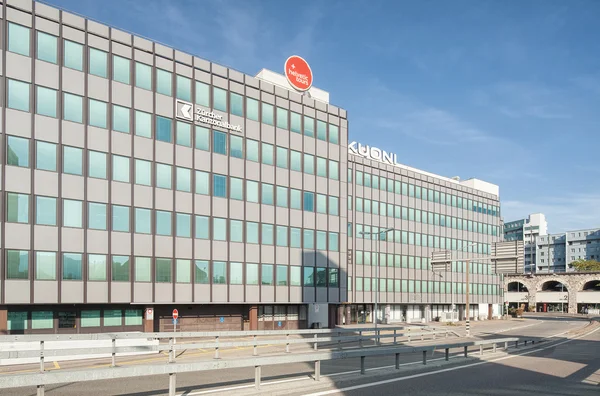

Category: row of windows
[7, 309, 142, 331]
[6, 132, 340, 182]
[349, 223, 491, 255]
[350, 169, 499, 217]
[350, 277, 501, 295]
[5, 194, 340, 248]
[8, 21, 341, 142]
[5, 251, 340, 287]
[350, 196, 499, 236]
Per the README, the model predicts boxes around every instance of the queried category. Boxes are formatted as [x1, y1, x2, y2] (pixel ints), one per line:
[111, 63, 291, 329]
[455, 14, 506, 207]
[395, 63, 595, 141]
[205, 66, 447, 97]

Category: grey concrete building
[537, 228, 600, 273]
[503, 213, 547, 273]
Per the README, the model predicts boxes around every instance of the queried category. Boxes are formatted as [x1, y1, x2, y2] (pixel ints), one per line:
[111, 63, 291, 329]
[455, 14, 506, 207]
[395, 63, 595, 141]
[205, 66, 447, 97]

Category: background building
[537, 228, 600, 273]
[503, 213, 547, 273]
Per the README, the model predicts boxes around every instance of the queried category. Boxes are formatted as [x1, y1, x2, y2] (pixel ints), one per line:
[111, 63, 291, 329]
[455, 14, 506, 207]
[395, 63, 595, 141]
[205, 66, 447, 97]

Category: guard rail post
[111, 338, 116, 367]
[313, 333, 318, 351]
[464, 346, 468, 357]
[253, 335, 258, 356]
[315, 360, 321, 381]
[493, 343, 497, 353]
[504, 341, 508, 350]
[255, 365, 261, 389]
[168, 337, 174, 363]
[360, 355, 366, 374]
[286, 334, 290, 353]
[39, 340, 45, 373]
[422, 350, 427, 365]
[395, 353, 400, 369]
[393, 329, 397, 345]
[445, 348, 449, 361]
[169, 372, 176, 396]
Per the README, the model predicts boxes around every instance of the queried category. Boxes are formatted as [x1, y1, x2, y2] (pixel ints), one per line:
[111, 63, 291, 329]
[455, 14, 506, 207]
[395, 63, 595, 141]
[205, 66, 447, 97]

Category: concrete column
[143, 306, 154, 332]
[345, 305, 352, 325]
[488, 304, 493, 320]
[0, 306, 7, 335]
[249, 306, 258, 330]
[336, 305, 344, 326]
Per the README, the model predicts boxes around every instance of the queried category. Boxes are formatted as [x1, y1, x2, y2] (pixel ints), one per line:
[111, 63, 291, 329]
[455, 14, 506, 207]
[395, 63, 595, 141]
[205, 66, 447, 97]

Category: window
[329, 233, 339, 251]
[329, 196, 339, 216]
[7, 250, 29, 279]
[243, 263, 257, 285]
[290, 266, 301, 286]
[156, 211, 172, 236]
[303, 192, 315, 212]
[262, 103, 274, 125]
[329, 124, 339, 144]
[262, 183, 274, 205]
[317, 121, 327, 141]
[303, 267, 314, 286]
[112, 256, 130, 281]
[135, 257, 151, 282]
[195, 260, 209, 284]
[213, 218, 227, 241]
[112, 205, 130, 232]
[8, 79, 30, 112]
[33, 141, 56, 172]
[304, 229, 314, 249]
[36, 196, 56, 226]
[63, 146, 83, 175]
[156, 116, 172, 143]
[304, 154, 314, 174]
[178, 122, 193, 148]
[156, 258, 172, 282]
[63, 253, 82, 280]
[63, 199, 82, 228]
[135, 208, 151, 234]
[247, 140, 259, 162]
[88, 202, 107, 230]
[230, 262, 243, 284]
[261, 143, 274, 165]
[89, 99, 107, 128]
[64, 92, 83, 123]
[247, 222, 259, 244]
[7, 193, 29, 224]
[329, 160, 339, 180]
[36, 86, 57, 118]
[135, 159, 151, 186]
[290, 150, 302, 171]
[213, 261, 227, 284]
[156, 163, 172, 189]
[156, 69, 172, 96]
[290, 189, 302, 209]
[88, 254, 107, 281]
[304, 116, 314, 137]
[7, 136, 29, 167]
[230, 93, 243, 116]
[64, 40, 83, 70]
[230, 220, 243, 242]
[112, 155, 130, 182]
[89, 48, 107, 77]
[247, 98, 259, 121]
[277, 226, 288, 247]
[213, 131, 227, 155]
[176, 75, 191, 101]
[276, 107, 288, 129]
[8, 23, 30, 56]
[195, 216, 209, 239]
[261, 264, 274, 285]
[191, 81, 209, 106]
[262, 224, 274, 245]
[112, 105, 130, 133]
[317, 194, 327, 214]
[89, 151, 107, 179]
[317, 231, 327, 250]
[135, 110, 152, 138]
[125, 310, 143, 326]
[176, 167, 191, 192]
[230, 135, 243, 158]
[317, 157, 327, 177]
[135, 62, 152, 90]
[37, 31, 57, 63]
[276, 186, 288, 208]
[176, 259, 191, 283]
[214, 174, 227, 198]
[213, 87, 227, 112]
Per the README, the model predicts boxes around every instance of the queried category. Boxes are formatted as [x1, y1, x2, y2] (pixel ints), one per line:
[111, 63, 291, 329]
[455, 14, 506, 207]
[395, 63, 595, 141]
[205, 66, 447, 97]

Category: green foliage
[571, 259, 600, 272]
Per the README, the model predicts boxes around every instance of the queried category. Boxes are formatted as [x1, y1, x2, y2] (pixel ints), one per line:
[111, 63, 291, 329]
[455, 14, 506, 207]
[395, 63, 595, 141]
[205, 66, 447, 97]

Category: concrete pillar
[345, 305, 352, 325]
[336, 305, 344, 326]
[488, 304, 493, 320]
[249, 306, 258, 330]
[0, 306, 7, 335]
[143, 306, 154, 332]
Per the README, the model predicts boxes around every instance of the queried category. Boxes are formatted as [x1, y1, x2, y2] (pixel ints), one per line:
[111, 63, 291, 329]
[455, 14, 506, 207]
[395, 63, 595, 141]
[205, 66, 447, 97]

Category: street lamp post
[360, 227, 394, 345]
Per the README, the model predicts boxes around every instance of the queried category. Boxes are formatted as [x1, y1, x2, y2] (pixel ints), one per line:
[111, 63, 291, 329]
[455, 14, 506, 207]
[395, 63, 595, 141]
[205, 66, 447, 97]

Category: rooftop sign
[348, 141, 401, 166]
[285, 55, 313, 92]
[175, 99, 242, 132]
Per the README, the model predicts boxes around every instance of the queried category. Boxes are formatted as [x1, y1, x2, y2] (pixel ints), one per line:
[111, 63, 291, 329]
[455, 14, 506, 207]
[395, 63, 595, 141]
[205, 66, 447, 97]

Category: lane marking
[53, 361, 60, 369]
[305, 326, 600, 395]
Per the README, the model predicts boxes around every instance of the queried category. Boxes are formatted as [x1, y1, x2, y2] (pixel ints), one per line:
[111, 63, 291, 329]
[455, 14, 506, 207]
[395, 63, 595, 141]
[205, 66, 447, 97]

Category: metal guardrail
[0, 336, 543, 396]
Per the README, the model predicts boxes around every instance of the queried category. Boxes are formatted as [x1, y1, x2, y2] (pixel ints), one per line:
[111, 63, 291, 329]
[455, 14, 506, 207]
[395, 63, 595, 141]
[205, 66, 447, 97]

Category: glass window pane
[135, 110, 152, 138]
[304, 154, 314, 174]
[112, 256, 130, 281]
[247, 98, 259, 121]
[104, 309, 122, 326]
[64, 40, 83, 71]
[290, 189, 302, 210]
[276, 147, 288, 168]
[230, 177, 243, 200]
[8, 23, 30, 56]
[176, 75, 191, 101]
[195, 216, 210, 239]
[230, 92, 243, 116]
[303, 267, 314, 286]
[317, 120, 327, 141]
[88, 254, 107, 281]
[194, 260, 209, 284]
[63, 146, 83, 175]
[290, 266, 301, 286]
[176, 121, 192, 147]
[35, 141, 56, 171]
[63, 199, 82, 228]
[329, 160, 339, 180]
[262, 103, 274, 125]
[125, 309, 143, 325]
[176, 213, 191, 237]
[276, 186, 288, 208]
[135, 208, 151, 234]
[261, 143, 273, 165]
[195, 126, 209, 150]
[196, 171, 209, 195]
[8, 79, 30, 112]
[213, 261, 227, 284]
[213, 131, 227, 155]
[156, 211, 172, 236]
[230, 135, 243, 158]
[135, 257, 151, 282]
[176, 167, 191, 192]
[156, 163, 172, 189]
[156, 258, 172, 282]
[112, 205, 130, 232]
[176, 259, 191, 283]
[291, 112, 301, 133]
[246, 222, 259, 244]
[113, 55, 130, 84]
[7, 192, 29, 223]
[63, 93, 83, 123]
[135, 159, 151, 186]
[112, 155, 130, 182]
[230, 262, 243, 284]
[303, 192, 314, 212]
[246, 263, 259, 285]
[195, 82, 209, 106]
[36, 196, 56, 225]
[317, 157, 327, 177]
[213, 175, 227, 197]
[157, 69, 172, 96]
[35, 252, 56, 280]
[156, 116, 172, 143]
[36, 86, 57, 118]
[213, 87, 227, 112]
[262, 224, 274, 245]
[276, 225, 288, 247]
[230, 219, 243, 242]
[276, 107, 288, 129]
[214, 218, 227, 241]
[63, 253, 82, 280]
[89, 99, 107, 128]
[89, 151, 107, 179]
[89, 48, 107, 77]
[247, 140, 259, 162]
[329, 124, 339, 144]
[7, 250, 29, 280]
[303, 116, 314, 137]
[261, 183, 274, 205]
[88, 202, 107, 230]
[329, 232, 339, 251]
[135, 62, 152, 90]
[261, 264, 273, 285]
[303, 229, 314, 249]
[112, 105, 130, 133]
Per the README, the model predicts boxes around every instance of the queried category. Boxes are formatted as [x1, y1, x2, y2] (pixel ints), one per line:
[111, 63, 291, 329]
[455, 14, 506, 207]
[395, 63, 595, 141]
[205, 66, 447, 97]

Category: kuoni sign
[285, 55, 313, 92]
[348, 141, 401, 166]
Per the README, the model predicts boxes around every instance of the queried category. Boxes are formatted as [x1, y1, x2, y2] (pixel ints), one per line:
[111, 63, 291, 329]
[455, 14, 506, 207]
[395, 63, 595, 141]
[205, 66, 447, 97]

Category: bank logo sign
[348, 141, 401, 166]
[175, 99, 243, 132]
[285, 55, 313, 92]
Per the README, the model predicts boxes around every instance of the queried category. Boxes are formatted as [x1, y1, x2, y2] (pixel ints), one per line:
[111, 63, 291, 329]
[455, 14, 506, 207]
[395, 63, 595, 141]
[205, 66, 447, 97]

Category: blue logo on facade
[219, 317, 224, 323]
[278, 321, 282, 327]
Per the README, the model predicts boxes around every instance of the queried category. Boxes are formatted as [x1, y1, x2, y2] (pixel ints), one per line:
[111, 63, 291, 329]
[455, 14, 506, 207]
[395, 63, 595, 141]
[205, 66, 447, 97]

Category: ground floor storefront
[340, 303, 492, 324]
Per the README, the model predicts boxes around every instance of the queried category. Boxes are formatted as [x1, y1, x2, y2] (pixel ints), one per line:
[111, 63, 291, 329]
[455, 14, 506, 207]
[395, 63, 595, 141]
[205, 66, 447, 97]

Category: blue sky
[47, 0, 600, 233]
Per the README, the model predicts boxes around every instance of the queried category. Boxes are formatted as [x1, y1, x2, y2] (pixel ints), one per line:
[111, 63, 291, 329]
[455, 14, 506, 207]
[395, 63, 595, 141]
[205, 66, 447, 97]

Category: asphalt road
[0, 315, 595, 396]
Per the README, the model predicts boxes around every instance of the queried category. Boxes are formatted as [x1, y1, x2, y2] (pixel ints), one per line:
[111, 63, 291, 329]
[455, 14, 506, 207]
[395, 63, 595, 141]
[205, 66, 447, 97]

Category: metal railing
[0, 335, 543, 396]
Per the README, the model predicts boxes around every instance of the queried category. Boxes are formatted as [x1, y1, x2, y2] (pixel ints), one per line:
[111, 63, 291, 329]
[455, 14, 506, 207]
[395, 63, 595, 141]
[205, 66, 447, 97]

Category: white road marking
[304, 326, 600, 396]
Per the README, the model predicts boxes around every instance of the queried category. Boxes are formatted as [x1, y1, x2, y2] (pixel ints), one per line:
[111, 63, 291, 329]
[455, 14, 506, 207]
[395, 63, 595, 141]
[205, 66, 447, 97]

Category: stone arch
[536, 278, 569, 292]
[507, 281, 529, 292]
[582, 279, 600, 291]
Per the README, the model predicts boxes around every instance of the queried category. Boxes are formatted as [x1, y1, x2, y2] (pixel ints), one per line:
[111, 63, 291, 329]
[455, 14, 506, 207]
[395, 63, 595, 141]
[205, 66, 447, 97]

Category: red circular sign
[284, 55, 313, 92]
[172, 309, 179, 319]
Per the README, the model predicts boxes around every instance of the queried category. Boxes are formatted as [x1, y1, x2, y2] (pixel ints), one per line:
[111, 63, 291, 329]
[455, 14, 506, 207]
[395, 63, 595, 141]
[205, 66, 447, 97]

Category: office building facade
[537, 228, 600, 273]
[503, 213, 547, 273]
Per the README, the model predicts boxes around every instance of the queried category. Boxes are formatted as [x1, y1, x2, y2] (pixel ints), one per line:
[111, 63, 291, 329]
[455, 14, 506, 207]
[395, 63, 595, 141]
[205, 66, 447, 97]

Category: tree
[570, 259, 600, 272]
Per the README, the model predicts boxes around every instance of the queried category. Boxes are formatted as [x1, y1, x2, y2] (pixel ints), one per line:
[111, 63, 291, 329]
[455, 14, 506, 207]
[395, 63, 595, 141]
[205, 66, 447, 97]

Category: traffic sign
[172, 309, 179, 320]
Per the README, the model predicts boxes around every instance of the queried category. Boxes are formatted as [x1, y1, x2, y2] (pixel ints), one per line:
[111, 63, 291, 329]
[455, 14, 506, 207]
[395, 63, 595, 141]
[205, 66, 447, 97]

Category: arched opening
[540, 280, 568, 292]
[582, 280, 600, 291]
[507, 282, 528, 292]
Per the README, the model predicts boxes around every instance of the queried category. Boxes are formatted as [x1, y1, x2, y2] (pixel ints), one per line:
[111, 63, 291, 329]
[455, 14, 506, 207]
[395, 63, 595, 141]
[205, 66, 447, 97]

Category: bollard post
[375, 329, 380, 346]
[445, 348, 449, 361]
[169, 337, 175, 363]
[111, 338, 116, 367]
[464, 346, 468, 357]
[480, 345, 483, 355]
[315, 360, 321, 381]
[360, 356, 366, 374]
[359, 330, 363, 348]
[408, 332, 411, 343]
[39, 341, 45, 373]
[493, 343, 497, 353]
[253, 335, 258, 356]
[314, 333, 318, 351]
[255, 366, 261, 389]
[286, 334, 290, 353]
[169, 373, 176, 396]
[37, 385, 45, 396]
[394, 329, 397, 345]
[395, 353, 400, 369]
[422, 350, 427, 365]
[215, 336, 220, 359]
[504, 341, 508, 350]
